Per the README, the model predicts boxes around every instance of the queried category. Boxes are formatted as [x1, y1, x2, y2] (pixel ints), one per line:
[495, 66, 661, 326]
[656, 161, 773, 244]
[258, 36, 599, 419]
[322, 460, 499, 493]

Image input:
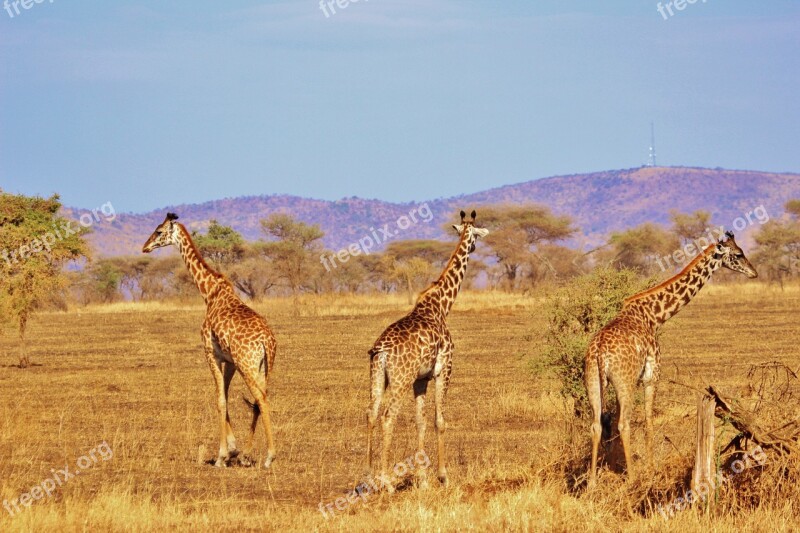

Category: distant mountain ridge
[72, 167, 800, 257]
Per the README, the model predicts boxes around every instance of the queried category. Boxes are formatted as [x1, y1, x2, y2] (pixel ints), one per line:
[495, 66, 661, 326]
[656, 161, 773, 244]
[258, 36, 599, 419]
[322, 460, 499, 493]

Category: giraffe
[142, 213, 277, 469]
[585, 231, 757, 487]
[366, 210, 489, 489]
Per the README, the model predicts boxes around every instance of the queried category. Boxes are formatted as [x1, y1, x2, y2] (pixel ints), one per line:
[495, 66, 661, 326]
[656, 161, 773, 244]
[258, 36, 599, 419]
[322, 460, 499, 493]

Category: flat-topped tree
[477, 204, 576, 289]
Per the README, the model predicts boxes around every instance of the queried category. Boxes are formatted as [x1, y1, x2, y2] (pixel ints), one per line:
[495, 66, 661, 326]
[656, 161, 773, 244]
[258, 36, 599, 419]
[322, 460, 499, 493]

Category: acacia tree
[260, 214, 325, 302]
[786, 200, 800, 218]
[226, 243, 278, 301]
[753, 200, 800, 287]
[192, 219, 245, 269]
[82, 259, 124, 303]
[381, 239, 452, 302]
[110, 256, 152, 301]
[0, 193, 90, 367]
[670, 209, 712, 245]
[478, 204, 577, 289]
[604, 222, 679, 274]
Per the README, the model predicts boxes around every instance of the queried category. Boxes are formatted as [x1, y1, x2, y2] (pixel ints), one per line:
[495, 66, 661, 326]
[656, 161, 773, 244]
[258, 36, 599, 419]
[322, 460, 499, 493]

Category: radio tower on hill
[647, 122, 657, 167]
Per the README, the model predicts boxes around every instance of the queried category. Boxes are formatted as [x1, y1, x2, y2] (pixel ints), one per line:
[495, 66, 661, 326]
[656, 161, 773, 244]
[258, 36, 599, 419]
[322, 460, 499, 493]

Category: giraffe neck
[417, 232, 472, 317]
[625, 244, 723, 326]
[174, 223, 225, 304]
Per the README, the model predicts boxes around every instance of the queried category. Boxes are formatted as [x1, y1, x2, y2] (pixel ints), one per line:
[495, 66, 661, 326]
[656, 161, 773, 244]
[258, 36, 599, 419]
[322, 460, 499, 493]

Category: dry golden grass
[0, 283, 798, 531]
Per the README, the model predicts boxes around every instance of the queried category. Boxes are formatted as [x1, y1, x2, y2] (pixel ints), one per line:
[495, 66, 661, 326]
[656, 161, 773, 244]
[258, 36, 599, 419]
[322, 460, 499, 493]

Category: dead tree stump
[692, 393, 717, 510]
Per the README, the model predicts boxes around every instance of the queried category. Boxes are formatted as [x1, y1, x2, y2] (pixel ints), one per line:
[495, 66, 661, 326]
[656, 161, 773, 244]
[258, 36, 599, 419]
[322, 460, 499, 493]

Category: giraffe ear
[474, 227, 489, 238]
[452, 224, 465, 235]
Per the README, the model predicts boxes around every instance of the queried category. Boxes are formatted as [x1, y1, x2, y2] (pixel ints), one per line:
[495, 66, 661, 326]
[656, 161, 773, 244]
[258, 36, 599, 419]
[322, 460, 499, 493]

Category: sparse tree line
[1, 191, 800, 366]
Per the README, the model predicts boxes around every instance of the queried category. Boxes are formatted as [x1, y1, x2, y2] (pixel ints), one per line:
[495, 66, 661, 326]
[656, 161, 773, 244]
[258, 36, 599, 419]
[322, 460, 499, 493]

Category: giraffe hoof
[228, 448, 241, 459]
[437, 473, 448, 486]
[239, 455, 255, 467]
[263, 454, 275, 469]
[214, 457, 228, 468]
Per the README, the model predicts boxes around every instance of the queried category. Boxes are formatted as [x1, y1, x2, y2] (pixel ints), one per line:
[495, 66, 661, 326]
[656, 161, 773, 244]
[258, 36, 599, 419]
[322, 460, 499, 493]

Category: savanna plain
[0, 284, 798, 532]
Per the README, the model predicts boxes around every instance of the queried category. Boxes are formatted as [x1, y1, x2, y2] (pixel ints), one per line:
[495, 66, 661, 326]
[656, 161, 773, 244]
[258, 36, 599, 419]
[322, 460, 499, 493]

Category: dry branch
[705, 385, 800, 456]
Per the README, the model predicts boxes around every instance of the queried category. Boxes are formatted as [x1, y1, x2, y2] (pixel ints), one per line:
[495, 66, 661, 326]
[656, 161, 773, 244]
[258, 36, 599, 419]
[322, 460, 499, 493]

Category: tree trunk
[18, 315, 29, 368]
[692, 394, 716, 511]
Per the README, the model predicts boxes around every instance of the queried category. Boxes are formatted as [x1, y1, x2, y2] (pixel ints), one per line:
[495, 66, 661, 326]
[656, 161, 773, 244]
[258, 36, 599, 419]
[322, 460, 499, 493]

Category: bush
[542, 266, 657, 418]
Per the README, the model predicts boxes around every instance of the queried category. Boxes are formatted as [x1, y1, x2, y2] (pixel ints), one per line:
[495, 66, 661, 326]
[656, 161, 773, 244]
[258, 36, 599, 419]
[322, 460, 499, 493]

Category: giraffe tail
[243, 397, 260, 416]
[597, 358, 612, 441]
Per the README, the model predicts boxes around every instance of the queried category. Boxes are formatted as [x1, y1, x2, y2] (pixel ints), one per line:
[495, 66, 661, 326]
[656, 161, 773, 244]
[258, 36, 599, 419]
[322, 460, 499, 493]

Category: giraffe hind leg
[380, 382, 403, 493]
[242, 380, 275, 469]
[241, 355, 267, 467]
[609, 374, 634, 478]
[241, 344, 276, 469]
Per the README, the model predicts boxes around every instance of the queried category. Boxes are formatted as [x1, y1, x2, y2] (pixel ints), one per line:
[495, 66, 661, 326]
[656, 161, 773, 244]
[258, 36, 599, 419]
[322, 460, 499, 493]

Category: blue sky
[1, 1, 798, 213]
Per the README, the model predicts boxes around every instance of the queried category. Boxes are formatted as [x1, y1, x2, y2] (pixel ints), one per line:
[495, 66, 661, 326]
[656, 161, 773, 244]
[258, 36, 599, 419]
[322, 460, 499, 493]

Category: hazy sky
[1, 1, 798, 213]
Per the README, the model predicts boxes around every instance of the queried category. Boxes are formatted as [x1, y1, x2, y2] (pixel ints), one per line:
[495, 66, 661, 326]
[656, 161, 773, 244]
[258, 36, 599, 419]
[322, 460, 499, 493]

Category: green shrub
[542, 267, 657, 418]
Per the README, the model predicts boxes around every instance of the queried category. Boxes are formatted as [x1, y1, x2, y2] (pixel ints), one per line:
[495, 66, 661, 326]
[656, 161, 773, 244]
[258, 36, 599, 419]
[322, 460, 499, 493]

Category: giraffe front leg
[434, 365, 451, 486]
[366, 354, 386, 475]
[207, 357, 230, 468]
[222, 362, 239, 459]
[585, 357, 603, 489]
[413, 379, 429, 488]
[643, 382, 655, 465]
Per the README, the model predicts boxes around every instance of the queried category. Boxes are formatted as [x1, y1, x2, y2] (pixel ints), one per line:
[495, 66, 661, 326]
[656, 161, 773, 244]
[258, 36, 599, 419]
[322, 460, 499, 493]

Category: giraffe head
[717, 231, 757, 278]
[452, 210, 489, 252]
[142, 213, 181, 253]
